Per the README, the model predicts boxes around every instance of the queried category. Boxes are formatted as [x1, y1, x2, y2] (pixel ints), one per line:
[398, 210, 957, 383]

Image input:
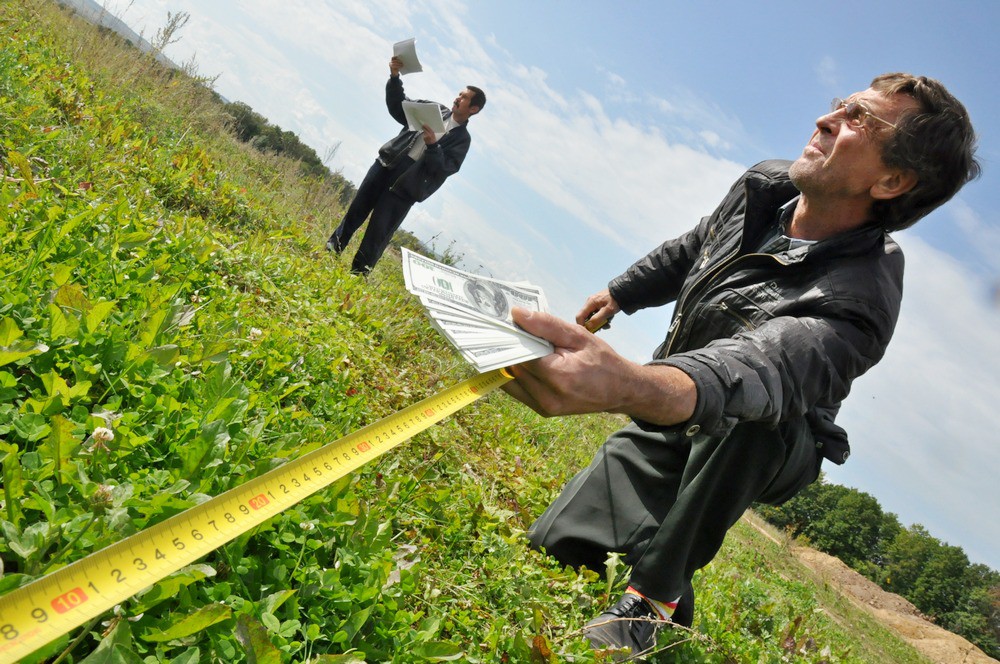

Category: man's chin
[787, 158, 814, 189]
[788, 154, 817, 175]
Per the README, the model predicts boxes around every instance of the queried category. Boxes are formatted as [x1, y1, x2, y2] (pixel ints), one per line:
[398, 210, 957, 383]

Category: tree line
[221, 100, 356, 206]
[756, 475, 999, 658]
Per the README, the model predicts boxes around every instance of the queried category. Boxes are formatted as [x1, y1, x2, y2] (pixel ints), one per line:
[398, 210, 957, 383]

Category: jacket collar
[741, 168, 888, 261]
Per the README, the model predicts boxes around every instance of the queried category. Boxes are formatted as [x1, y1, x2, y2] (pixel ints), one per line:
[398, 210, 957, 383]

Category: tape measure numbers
[0, 368, 513, 663]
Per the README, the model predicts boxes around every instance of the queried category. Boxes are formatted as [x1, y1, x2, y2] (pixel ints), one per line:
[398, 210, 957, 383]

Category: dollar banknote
[402, 248, 553, 372]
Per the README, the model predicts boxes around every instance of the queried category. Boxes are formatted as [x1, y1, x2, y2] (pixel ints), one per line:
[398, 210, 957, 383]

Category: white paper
[401, 101, 446, 135]
[393, 38, 423, 75]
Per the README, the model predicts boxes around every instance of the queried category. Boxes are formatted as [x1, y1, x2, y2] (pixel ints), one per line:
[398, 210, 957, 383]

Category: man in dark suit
[326, 56, 485, 275]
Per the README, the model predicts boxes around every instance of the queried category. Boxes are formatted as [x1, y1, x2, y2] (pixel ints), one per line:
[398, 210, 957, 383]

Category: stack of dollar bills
[401, 248, 554, 372]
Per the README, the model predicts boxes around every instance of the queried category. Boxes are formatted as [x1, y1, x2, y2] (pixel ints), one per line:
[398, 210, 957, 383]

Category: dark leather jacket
[378, 75, 471, 203]
[609, 160, 904, 465]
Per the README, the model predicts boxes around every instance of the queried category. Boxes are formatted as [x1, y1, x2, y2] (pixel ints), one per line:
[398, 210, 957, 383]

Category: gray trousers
[527, 420, 821, 605]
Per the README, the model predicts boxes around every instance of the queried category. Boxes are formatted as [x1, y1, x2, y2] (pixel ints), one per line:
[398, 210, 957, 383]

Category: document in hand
[392, 38, 423, 75]
[401, 248, 554, 373]
[401, 101, 446, 135]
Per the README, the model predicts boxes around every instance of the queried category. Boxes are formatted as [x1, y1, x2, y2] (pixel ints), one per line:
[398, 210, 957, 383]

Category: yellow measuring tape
[0, 368, 513, 663]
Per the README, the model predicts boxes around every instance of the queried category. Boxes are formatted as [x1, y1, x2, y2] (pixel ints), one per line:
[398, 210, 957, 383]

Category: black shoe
[583, 592, 662, 659]
[325, 235, 343, 253]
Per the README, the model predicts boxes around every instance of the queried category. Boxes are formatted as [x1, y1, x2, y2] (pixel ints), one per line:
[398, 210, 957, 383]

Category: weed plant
[0, 2, 933, 662]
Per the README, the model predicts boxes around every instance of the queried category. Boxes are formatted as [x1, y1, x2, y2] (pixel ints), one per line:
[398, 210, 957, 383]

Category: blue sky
[109, 0, 999, 570]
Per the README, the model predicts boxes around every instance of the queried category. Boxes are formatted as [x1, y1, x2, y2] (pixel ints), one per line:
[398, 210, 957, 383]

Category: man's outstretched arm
[502, 308, 696, 426]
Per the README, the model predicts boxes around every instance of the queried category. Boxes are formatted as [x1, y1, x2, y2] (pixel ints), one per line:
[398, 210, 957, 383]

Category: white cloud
[604, 70, 628, 88]
[832, 236, 1000, 568]
[951, 198, 1000, 274]
[475, 80, 745, 256]
[700, 130, 723, 147]
[816, 55, 839, 90]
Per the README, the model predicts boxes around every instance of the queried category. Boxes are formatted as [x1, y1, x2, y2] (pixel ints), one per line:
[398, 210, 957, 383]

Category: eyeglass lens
[832, 99, 864, 126]
[830, 98, 896, 130]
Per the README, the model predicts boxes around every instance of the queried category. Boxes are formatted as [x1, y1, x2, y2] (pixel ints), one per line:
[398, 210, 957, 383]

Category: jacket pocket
[709, 288, 776, 333]
[758, 418, 822, 506]
[378, 131, 419, 168]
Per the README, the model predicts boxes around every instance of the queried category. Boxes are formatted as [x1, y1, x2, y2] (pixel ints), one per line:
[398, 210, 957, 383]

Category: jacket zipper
[715, 302, 757, 331]
[663, 250, 787, 357]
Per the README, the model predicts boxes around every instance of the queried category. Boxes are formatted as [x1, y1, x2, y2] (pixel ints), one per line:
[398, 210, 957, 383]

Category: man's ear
[469, 105, 481, 116]
[871, 168, 918, 200]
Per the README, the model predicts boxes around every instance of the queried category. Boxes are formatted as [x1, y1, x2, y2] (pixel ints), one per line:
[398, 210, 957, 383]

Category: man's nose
[816, 109, 843, 133]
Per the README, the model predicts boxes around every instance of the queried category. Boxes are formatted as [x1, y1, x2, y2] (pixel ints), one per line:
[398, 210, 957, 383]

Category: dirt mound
[792, 546, 996, 664]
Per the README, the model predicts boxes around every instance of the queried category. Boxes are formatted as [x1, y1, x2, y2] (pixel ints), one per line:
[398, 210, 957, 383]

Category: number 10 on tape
[0, 368, 512, 663]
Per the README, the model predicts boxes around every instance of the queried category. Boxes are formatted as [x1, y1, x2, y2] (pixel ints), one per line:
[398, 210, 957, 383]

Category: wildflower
[248, 327, 263, 341]
[88, 427, 115, 452]
[90, 484, 114, 512]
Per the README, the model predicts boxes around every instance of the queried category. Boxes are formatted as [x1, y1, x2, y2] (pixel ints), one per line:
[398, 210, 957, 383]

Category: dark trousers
[527, 420, 821, 605]
[329, 158, 415, 275]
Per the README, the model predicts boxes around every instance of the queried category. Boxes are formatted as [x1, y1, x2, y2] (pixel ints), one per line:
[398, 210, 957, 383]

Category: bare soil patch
[743, 514, 996, 663]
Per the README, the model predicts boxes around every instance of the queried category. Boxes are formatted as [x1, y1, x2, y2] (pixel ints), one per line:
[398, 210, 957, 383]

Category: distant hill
[53, 0, 176, 68]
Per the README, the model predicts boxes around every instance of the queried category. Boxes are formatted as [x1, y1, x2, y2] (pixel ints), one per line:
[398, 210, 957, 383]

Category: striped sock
[626, 585, 680, 621]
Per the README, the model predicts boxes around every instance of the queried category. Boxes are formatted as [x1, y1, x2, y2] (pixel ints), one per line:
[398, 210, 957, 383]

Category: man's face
[790, 88, 918, 202]
[452, 88, 479, 118]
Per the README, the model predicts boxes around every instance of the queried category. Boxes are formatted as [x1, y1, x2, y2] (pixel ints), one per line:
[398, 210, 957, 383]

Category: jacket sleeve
[608, 219, 708, 314]
[421, 128, 470, 180]
[655, 269, 902, 440]
[386, 76, 408, 126]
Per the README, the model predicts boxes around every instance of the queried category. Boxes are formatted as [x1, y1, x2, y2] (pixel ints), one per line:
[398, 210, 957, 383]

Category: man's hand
[421, 124, 437, 145]
[576, 288, 621, 332]
[389, 56, 403, 77]
[502, 308, 697, 425]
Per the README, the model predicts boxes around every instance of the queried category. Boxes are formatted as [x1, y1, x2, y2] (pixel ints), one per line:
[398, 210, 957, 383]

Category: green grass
[0, 2, 935, 662]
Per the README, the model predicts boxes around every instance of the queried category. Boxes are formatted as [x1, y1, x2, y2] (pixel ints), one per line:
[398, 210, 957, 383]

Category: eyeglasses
[830, 98, 898, 130]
